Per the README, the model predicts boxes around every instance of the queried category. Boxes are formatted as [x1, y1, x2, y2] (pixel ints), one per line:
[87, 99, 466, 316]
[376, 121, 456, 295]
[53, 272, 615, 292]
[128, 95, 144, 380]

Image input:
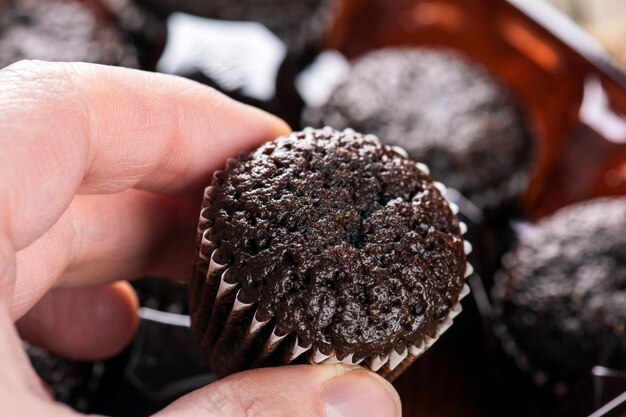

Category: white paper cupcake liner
[190, 133, 474, 380]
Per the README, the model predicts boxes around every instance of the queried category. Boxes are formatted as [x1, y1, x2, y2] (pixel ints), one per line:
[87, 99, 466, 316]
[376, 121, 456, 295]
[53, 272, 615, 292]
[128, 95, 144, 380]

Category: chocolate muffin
[492, 198, 626, 390]
[305, 48, 534, 208]
[0, 0, 138, 69]
[190, 127, 472, 380]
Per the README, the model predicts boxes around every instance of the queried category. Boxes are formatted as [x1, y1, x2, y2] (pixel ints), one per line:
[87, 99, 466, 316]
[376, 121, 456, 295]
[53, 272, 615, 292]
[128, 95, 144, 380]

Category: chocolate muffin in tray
[0, 0, 138, 69]
[189, 127, 473, 380]
[492, 197, 626, 391]
[305, 48, 534, 209]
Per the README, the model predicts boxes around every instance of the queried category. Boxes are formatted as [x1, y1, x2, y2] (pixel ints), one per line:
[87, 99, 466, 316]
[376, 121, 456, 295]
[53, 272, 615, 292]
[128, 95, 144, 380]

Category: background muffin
[0, 0, 138, 68]
[492, 197, 626, 390]
[305, 48, 534, 209]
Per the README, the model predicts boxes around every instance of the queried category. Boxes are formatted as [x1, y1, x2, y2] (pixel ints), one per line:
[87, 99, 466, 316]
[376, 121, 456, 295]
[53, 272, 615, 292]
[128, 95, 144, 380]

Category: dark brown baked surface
[493, 197, 626, 384]
[0, 0, 138, 69]
[306, 48, 533, 206]
[199, 127, 466, 359]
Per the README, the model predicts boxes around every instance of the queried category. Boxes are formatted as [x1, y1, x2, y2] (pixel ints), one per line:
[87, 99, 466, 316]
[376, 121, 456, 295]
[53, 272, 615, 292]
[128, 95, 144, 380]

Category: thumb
[154, 365, 402, 417]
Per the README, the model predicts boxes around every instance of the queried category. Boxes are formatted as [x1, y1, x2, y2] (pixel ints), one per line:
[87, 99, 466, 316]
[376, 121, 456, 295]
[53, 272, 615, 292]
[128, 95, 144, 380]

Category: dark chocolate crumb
[201, 127, 466, 358]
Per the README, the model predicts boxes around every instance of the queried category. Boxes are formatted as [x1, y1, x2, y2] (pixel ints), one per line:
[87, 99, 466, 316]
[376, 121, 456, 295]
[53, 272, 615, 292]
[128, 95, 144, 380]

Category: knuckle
[0, 59, 91, 147]
[1, 59, 45, 74]
[2, 59, 62, 82]
[0, 60, 81, 101]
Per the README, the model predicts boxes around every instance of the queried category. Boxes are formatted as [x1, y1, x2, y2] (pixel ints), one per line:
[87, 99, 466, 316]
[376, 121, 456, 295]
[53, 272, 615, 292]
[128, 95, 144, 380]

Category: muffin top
[203, 127, 467, 358]
[0, 0, 138, 68]
[493, 197, 626, 384]
[307, 48, 533, 206]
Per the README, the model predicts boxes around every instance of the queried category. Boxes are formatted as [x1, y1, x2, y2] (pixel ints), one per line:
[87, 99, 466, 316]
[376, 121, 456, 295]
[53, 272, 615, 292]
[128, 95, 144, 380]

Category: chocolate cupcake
[305, 48, 534, 208]
[0, 0, 138, 69]
[190, 127, 472, 380]
[492, 198, 626, 390]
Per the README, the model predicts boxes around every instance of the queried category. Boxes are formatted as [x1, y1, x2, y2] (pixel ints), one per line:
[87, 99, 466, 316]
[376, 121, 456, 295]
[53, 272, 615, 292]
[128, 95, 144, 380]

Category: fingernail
[323, 371, 400, 417]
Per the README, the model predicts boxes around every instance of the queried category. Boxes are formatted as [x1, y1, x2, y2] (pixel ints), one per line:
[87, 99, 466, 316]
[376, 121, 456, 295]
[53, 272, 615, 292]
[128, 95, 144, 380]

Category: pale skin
[0, 60, 401, 417]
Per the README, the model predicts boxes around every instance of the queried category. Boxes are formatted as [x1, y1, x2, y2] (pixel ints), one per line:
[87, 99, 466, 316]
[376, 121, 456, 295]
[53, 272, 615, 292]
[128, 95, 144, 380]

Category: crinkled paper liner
[190, 127, 474, 380]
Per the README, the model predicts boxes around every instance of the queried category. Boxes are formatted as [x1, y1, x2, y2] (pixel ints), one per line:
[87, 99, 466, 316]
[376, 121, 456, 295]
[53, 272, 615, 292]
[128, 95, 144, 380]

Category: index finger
[0, 60, 290, 251]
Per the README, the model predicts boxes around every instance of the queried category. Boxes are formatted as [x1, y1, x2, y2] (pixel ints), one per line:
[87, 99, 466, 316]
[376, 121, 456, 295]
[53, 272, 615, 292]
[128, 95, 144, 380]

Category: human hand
[0, 60, 401, 417]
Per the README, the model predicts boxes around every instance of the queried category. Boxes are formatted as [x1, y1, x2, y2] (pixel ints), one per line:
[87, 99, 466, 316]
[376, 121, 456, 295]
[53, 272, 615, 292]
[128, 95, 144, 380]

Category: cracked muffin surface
[199, 127, 466, 359]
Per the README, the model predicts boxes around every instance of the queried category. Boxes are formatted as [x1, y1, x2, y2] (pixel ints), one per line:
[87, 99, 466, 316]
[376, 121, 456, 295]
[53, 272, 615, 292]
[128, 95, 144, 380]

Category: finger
[155, 365, 401, 417]
[15, 282, 138, 360]
[0, 60, 290, 252]
[11, 189, 196, 317]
